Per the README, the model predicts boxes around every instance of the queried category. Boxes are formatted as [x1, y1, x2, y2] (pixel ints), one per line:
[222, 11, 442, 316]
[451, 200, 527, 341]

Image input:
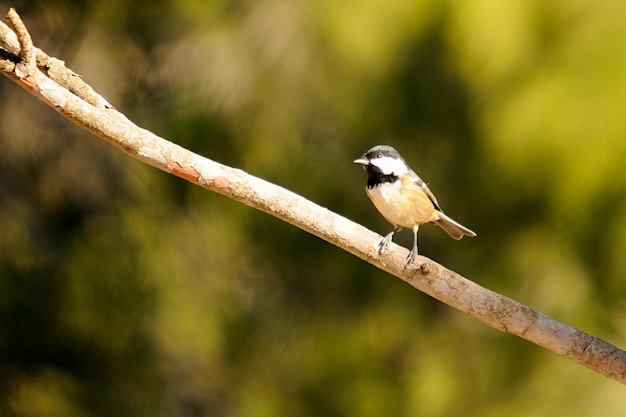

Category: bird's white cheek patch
[370, 156, 408, 176]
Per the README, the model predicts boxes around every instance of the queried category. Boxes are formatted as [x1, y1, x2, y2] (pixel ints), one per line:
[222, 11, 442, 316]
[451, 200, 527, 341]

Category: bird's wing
[407, 169, 442, 212]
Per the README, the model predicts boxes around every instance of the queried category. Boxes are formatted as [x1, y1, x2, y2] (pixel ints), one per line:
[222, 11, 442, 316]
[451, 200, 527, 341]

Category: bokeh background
[2, 0, 626, 415]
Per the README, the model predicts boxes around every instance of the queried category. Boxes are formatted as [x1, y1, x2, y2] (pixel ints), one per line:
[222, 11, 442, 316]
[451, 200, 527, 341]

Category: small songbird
[354, 145, 476, 265]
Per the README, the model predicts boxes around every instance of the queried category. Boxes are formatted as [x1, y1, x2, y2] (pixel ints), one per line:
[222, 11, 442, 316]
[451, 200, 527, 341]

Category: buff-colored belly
[366, 180, 438, 228]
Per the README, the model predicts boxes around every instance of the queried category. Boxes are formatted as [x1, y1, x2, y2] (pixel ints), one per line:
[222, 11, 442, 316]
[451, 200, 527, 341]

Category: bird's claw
[404, 246, 419, 267]
[378, 236, 392, 254]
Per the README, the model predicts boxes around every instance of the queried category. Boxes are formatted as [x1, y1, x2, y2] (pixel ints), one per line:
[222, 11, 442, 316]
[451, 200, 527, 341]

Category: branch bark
[2, 9, 625, 384]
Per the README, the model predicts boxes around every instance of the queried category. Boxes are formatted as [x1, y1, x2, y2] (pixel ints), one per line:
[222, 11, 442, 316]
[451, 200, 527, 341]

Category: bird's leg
[379, 226, 401, 254]
[406, 225, 420, 265]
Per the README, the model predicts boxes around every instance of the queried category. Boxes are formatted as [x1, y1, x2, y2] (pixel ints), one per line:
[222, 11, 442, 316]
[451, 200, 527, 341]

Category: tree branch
[2, 9, 625, 384]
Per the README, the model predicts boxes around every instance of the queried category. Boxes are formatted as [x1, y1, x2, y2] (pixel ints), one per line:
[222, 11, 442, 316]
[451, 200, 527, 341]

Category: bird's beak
[353, 158, 369, 166]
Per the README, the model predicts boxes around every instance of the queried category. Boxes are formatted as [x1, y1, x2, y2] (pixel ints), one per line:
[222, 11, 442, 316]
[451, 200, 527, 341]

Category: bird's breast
[366, 179, 438, 228]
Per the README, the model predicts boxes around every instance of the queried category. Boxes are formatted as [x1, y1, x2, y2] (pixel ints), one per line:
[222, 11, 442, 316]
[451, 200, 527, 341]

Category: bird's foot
[405, 245, 419, 267]
[378, 233, 393, 254]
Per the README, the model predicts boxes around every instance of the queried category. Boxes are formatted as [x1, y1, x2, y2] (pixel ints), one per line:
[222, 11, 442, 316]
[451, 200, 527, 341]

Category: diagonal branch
[2, 9, 625, 384]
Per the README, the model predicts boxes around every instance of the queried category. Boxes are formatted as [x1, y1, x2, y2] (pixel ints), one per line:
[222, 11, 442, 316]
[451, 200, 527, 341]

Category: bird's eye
[376, 153, 382, 158]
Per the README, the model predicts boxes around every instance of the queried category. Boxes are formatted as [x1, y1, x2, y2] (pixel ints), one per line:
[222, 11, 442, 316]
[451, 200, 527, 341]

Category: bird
[354, 145, 476, 265]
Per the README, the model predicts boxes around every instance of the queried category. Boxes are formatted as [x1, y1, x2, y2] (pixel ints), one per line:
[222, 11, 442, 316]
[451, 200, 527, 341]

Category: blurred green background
[1, 0, 626, 415]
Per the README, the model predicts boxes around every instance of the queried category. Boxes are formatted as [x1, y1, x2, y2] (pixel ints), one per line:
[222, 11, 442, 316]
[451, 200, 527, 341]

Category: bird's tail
[435, 213, 477, 240]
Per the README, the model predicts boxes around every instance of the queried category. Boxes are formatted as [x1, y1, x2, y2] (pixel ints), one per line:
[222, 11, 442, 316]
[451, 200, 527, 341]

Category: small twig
[0, 13, 20, 54]
[0, 12, 112, 109]
[38, 54, 114, 110]
[6, 8, 35, 78]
